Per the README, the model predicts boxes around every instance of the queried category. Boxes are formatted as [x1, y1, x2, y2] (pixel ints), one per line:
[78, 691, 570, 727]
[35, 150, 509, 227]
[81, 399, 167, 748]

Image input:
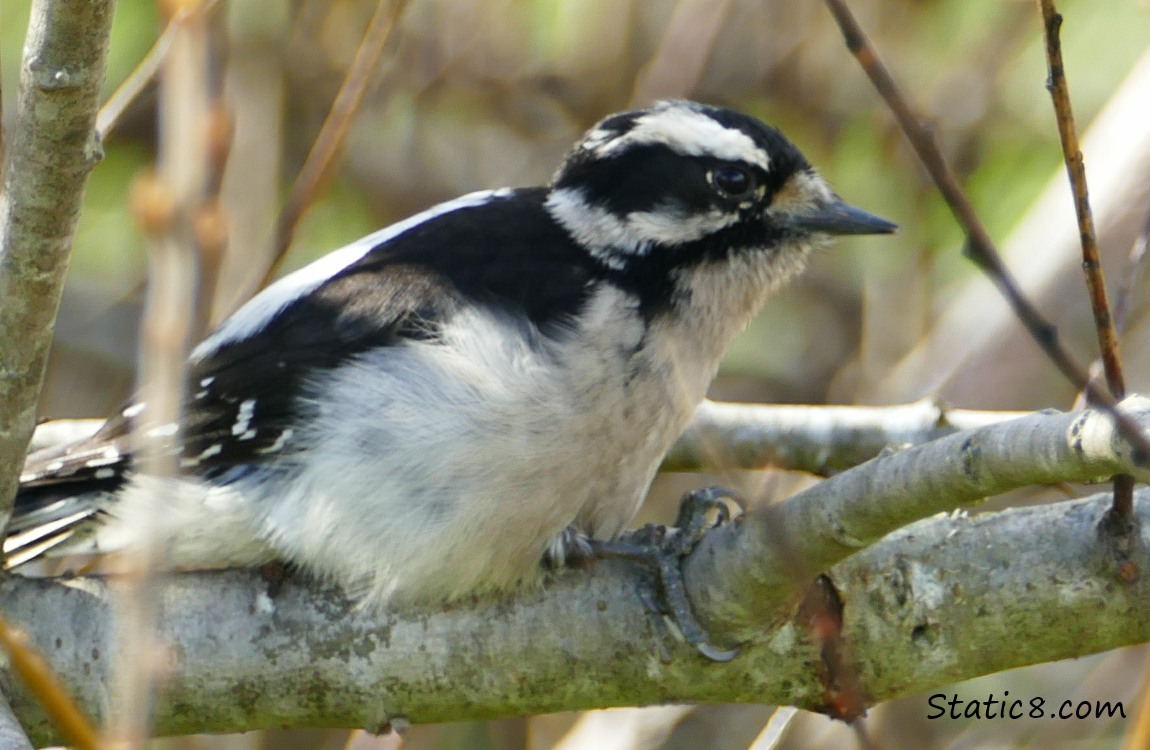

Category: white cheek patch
[545, 188, 739, 269]
[591, 103, 771, 172]
[625, 206, 738, 247]
[193, 188, 515, 359]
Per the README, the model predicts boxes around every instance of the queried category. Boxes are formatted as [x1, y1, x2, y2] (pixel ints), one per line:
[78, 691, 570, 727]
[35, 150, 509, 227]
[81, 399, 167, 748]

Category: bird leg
[590, 486, 744, 663]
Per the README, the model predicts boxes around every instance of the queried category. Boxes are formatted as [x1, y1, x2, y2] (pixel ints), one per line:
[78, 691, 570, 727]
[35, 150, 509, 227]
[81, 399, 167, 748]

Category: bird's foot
[591, 486, 744, 662]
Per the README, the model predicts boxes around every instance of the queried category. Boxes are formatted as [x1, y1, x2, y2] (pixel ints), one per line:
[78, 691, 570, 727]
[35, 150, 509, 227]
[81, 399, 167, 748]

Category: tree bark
[1, 401, 1148, 744]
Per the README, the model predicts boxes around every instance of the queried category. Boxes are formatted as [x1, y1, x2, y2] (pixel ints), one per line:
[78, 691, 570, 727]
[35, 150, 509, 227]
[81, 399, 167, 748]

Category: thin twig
[1037, 2, 1124, 397]
[747, 707, 799, 750]
[1117, 207, 1150, 750]
[262, 0, 404, 285]
[94, 0, 223, 141]
[1122, 651, 1150, 750]
[1036, 0, 1134, 521]
[219, 0, 408, 322]
[0, 613, 100, 750]
[819, 0, 1150, 465]
[1070, 178, 1150, 411]
[95, 14, 181, 142]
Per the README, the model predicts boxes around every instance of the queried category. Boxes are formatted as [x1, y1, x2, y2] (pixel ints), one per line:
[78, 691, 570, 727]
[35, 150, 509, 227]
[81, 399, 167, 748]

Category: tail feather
[4, 514, 93, 568]
[7, 415, 131, 567]
[5, 487, 107, 568]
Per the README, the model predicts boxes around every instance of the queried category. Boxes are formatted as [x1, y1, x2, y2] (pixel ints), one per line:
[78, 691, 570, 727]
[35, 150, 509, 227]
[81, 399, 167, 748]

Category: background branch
[221, 0, 407, 322]
[665, 400, 1027, 474]
[30, 401, 1030, 478]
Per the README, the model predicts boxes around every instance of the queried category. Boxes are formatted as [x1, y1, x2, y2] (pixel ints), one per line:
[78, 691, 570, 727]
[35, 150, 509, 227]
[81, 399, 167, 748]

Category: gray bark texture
[0, 0, 116, 528]
[1, 400, 1148, 745]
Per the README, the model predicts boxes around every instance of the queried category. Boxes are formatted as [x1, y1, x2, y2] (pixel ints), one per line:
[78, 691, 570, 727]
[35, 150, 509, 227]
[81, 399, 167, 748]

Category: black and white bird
[9, 100, 895, 609]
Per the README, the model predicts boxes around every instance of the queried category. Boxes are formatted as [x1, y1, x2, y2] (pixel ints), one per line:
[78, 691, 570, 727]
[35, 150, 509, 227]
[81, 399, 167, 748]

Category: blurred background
[3, 0, 1150, 747]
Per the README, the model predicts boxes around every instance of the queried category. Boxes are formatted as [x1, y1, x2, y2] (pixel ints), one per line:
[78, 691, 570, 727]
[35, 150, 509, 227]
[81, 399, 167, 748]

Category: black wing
[19, 189, 598, 489]
[182, 188, 599, 479]
[9, 188, 599, 562]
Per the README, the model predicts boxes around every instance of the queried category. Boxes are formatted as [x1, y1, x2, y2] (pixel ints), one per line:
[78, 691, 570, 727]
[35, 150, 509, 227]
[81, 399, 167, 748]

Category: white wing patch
[193, 188, 514, 359]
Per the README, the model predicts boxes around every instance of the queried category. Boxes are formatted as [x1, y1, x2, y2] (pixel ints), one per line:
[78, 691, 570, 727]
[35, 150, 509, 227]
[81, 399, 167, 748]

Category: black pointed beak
[785, 198, 898, 236]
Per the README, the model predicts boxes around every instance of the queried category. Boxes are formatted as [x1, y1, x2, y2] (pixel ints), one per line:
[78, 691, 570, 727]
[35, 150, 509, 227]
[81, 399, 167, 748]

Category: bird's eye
[711, 166, 755, 199]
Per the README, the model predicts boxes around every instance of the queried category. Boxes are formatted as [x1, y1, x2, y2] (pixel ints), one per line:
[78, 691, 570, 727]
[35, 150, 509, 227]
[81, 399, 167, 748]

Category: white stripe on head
[590, 101, 771, 171]
[193, 188, 513, 359]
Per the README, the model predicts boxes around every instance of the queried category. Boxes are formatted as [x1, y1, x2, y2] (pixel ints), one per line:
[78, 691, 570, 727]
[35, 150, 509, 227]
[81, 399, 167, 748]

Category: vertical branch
[0, 1, 117, 531]
[1036, 0, 1133, 522]
[1036, 1, 1124, 399]
[0, 8, 117, 741]
[109, 0, 219, 745]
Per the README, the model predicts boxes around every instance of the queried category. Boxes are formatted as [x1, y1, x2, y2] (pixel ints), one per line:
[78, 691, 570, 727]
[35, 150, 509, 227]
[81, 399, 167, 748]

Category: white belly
[249, 289, 710, 606]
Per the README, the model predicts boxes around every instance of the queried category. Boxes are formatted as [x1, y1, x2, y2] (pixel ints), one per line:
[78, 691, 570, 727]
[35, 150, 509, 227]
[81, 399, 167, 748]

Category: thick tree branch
[1, 493, 1147, 745]
[2, 402, 1149, 743]
[0, 692, 32, 750]
[0, 0, 116, 530]
[683, 397, 1150, 641]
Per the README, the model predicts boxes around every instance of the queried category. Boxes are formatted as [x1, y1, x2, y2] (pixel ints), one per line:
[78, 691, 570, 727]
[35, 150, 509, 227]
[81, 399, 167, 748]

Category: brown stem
[1035, 0, 1131, 520]
[820, 0, 1150, 465]
[219, 0, 409, 322]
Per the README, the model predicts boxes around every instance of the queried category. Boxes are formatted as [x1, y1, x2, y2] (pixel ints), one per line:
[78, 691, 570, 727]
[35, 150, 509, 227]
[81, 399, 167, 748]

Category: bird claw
[593, 486, 743, 662]
[543, 525, 595, 569]
[672, 485, 743, 547]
